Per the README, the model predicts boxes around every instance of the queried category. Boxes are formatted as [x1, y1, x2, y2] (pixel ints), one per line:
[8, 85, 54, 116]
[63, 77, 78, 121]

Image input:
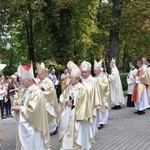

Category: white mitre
[20, 62, 34, 79]
[36, 62, 46, 74]
[70, 65, 81, 78]
[80, 60, 91, 71]
[110, 58, 116, 67]
[94, 60, 103, 71]
[67, 61, 76, 70]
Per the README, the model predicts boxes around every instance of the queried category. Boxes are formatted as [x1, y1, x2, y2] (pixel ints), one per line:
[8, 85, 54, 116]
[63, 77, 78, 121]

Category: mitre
[110, 58, 116, 64]
[20, 62, 34, 79]
[67, 61, 76, 70]
[80, 61, 91, 71]
[36, 62, 46, 74]
[70, 65, 81, 78]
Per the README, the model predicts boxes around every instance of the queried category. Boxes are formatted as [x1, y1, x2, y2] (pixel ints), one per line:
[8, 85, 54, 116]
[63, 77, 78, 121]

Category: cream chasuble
[95, 73, 110, 125]
[61, 76, 70, 92]
[95, 73, 110, 108]
[132, 67, 150, 108]
[109, 67, 125, 106]
[18, 84, 50, 150]
[81, 75, 104, 135]
[81, 75, 104, 117]
[12, 84, 25, 150]
[59, 82, 94, 150]
[37, 77, 60, 123]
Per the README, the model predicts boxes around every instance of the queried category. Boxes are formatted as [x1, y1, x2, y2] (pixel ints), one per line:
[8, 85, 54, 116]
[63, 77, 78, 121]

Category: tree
[108, 0, 121, 66]
[1, 0, 150, 75]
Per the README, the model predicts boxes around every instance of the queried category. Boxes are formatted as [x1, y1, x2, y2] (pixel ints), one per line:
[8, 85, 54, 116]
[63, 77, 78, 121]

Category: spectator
[48, 68, 59, 87]
[4, 76, 17, 118]
[0, 77, 6, 119]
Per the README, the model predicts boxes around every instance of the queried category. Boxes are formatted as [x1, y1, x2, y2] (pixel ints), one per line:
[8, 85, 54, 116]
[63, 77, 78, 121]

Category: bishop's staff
[101, 59, 107, 73]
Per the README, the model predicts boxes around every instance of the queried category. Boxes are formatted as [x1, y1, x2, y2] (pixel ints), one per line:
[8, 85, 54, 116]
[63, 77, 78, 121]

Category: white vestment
[134, 76, 150, 111]
[109, 67, 125, 106]
[127, 68, 138, 94]
[82, 75, 100, 136]
[38, 78, 58, 133]
[18, 85, 46, 150]
[59, 84, 93, 150]
[95, 75, 109, 125]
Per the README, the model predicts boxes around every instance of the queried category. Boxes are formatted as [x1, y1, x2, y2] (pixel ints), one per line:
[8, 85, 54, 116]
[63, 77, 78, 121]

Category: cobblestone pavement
[1, 106, 150, 150]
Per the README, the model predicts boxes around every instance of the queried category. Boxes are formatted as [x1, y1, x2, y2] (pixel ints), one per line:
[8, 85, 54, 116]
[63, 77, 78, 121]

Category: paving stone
[1, 106, 150, 150]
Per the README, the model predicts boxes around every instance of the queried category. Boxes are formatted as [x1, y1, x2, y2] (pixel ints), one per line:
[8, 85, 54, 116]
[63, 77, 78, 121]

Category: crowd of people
[0, 57, 149, 150]
[0, 75, 19, 119]
[127, 58, 150, 115]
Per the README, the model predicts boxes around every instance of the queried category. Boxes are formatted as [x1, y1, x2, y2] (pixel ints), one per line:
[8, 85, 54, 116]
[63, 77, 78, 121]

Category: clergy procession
[0, 57, 150, 150]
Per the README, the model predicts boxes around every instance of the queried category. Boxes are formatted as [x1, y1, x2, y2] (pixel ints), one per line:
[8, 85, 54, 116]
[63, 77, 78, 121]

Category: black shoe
[50, 126, 58, 136]
[138, 111, 145, 115]
[134, 111, 139, 114]
[127, 105, 135, 107]
[2, 116, 7, 119]
[98, 124, 104, 130]
[112, 105, 121, 110]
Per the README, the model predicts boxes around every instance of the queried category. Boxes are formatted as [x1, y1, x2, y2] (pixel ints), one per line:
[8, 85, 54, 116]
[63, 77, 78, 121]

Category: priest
[132, 60, 150, 115]
[127, 62, 138, 107]
[108, 58, 125, 109]
[80, 60, 104, 136]
[60, 61, 76, 92]
[60, 69, 69, 92]
[145, 58, 150, 104]
[59, 64, 94, 150]
[12, 62, 50, 150]
[94, 60, 110, 129]
[36, 62, 60, 136]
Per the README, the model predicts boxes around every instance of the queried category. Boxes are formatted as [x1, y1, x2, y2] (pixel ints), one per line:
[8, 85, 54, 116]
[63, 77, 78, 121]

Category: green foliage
[0, 0, 150, 75]
[119, 0, 150, 71]
[120, 73, 128, 91]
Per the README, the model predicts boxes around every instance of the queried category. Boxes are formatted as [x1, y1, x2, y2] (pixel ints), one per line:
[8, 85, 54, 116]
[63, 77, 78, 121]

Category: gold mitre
[70, 65, 81, 78]
[20, 62, 34, 79]
[67, 61, 76, 70]
[36, 62, 46, 74]
[80, 60, 91, 71]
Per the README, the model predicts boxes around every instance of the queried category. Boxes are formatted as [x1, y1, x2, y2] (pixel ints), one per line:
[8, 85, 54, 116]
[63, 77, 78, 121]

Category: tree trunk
[57, 8, 71, 65]
[108, 0, 121, 71]
[26, 2, 35, 70]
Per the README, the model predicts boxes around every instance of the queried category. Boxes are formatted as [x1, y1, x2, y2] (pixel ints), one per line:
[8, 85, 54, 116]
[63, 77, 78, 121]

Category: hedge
[56, 73, 128, 98]
[120, 73, 128, 92]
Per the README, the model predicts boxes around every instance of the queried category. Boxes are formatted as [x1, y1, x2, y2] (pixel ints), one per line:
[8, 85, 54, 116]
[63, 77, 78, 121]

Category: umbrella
[0, 64, 7, 71]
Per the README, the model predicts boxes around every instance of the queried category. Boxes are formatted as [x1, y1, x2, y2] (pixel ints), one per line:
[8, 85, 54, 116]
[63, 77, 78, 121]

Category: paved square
[1, 107, 150, 150]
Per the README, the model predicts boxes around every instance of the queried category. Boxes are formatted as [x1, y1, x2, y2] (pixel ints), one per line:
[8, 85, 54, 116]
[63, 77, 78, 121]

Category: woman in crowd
[0, 77, 6, 119]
